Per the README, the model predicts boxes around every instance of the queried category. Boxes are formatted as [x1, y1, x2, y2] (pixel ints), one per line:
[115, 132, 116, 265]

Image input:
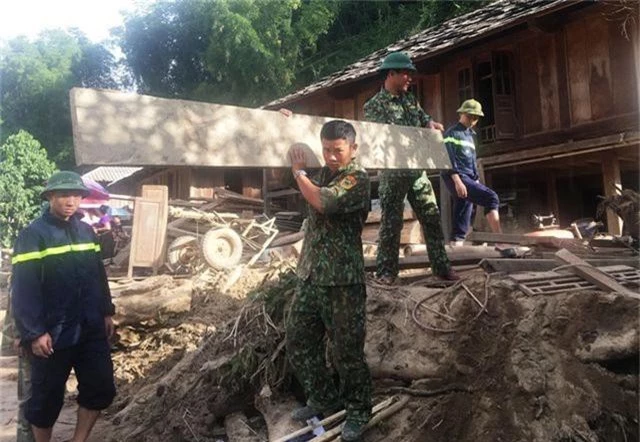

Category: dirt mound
[364, 271, 638, 441]
[96, 268, 638, 442]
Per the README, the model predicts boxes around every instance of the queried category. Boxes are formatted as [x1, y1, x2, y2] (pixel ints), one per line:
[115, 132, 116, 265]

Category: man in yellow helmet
[441, 100, 515, 257]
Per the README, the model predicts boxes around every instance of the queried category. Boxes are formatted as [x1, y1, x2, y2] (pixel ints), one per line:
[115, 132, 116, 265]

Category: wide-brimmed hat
[379, 52, 416, 72]
[457, 99, 485, 117]
[41, 171, 90, 199]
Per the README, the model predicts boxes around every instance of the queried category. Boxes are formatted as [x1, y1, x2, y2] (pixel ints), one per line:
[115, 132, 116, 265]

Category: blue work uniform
[11, 211, 116, 428]
[441, 122, 500, 241]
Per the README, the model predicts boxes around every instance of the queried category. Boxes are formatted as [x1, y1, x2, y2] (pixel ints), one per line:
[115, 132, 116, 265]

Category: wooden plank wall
[189, 168, 224, 199]
[443, 62, 467, 126]
[536, 35, 561, 131]
[608, 20, 638, 115]
[518, 38, 542, 134]
[334, 99, 356, 120]
[565, 16, 637, 126]
[421, 74, 444, 124]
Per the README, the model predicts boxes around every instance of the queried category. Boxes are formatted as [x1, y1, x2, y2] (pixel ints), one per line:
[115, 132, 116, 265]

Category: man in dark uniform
[11, 171, 116, 442]
[441, 99, 516, 257]
[364, 51, 459, 284]
[285, 120, 372, 441]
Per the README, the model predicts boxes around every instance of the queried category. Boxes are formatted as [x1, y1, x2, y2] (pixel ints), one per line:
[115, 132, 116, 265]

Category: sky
[0, 0, 149, 43]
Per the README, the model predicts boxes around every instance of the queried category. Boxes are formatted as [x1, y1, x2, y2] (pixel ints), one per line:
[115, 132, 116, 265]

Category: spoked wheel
[202, 227, 243, 270]
[167, 235, 199, 272]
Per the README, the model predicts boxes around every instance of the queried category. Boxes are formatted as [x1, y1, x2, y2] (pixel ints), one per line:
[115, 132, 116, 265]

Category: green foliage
[0, 30, 122, 167]
[119, 0, 488, 105]
[119, 0, 338, 106]
[298, 0, 490, 86]
[0, 131, 57, 248]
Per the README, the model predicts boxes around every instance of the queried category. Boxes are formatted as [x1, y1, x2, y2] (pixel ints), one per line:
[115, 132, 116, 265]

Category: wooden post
[439, 176, 451, 242]
[631, 22, 640, 120]
[546, 172, 560, 220]
[601, 152, 623, 235]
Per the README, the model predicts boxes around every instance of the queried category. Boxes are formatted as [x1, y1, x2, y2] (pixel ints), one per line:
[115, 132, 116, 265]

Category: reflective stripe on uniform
[11, 243, 101, 264]
[443, 136, 475, 150]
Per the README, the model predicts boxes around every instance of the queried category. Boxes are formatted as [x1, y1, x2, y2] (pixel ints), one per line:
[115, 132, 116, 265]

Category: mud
[49, 268, 640, 441]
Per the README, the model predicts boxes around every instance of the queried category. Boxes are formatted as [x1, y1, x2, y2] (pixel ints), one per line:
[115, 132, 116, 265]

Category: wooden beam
[468, 231, 579, 247]
[601, 152, 623, 235]
[481, 132, 639, 168]
[481, 258, 640, 273]
[70, 88, 452, 170]
[546, 171, 560, 220]
[554, 249, 640, 299]
[364, 246, 502, 271]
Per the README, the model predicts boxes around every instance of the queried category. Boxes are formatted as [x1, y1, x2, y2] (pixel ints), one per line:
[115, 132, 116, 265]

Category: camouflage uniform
[286, 159, 372, 425]
[364, 88, 451, 277]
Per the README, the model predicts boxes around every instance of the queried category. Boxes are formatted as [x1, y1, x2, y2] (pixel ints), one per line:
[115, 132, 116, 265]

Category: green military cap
[457, 99, 485, 117]
[379, 52, 416, 72]
[41, 171, 90, 199]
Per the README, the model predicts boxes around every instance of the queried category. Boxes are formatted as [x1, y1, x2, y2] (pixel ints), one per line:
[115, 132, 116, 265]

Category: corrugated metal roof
[265, 0, 575, 108]
[82, 166, 143, 186]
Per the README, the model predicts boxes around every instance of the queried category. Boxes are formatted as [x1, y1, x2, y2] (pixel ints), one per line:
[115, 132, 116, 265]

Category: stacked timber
[362, 207, 422, 245]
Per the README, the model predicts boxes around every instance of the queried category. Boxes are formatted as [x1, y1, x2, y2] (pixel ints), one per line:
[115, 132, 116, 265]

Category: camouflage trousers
[377, 171, 450, 277]
[17, 355, 35, 442]
[286, 280, 372, 425]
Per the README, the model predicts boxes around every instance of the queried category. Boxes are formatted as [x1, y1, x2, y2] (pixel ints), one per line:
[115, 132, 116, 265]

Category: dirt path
[0, 356, 105, 442]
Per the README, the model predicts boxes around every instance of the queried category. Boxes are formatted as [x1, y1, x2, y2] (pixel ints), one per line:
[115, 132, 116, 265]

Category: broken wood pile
[100, 253, 639, 442]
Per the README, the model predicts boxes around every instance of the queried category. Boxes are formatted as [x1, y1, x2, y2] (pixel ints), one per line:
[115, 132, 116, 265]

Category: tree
[118, 0, 337, 106]
[0, 30, 123, 167]
[0, 131, 57, 247]
[118, 0, 488, 106]
[297, 1, 490, 86]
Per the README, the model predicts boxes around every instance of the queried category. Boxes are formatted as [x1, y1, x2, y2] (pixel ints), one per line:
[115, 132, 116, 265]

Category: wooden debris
[224, 411, 262, 442]
[254, 388, 300, 441]
[365, 246, 502, 271]
[481, 258, 640, 273]
[554, 249, 640, 299]
[509, 265, 640, 296]
[112, 279, 193, 326]
[467, 231, 578, 246]
[362, 220, 423, 244]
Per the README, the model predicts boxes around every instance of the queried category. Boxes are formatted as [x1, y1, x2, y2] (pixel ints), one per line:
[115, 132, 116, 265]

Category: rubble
[2, 187, 639, 442]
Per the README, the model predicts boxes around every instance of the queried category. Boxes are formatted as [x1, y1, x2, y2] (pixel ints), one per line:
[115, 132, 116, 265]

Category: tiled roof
[265, 0, 574, 108]
[82, 166, 143, 186]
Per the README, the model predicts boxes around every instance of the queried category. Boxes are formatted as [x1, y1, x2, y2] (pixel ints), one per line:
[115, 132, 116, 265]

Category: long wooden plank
[554, 249, 640, 299]
[481, 258, 640, 273]
[364, 246, 502, 271]
[70, 88, 452, 170]
[467, 231, 579, 247]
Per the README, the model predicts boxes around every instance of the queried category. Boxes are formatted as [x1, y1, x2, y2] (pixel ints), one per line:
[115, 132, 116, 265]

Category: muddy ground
[2, 264, 638, 441]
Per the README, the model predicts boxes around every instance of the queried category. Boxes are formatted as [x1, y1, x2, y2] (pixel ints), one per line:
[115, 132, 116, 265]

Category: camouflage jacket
[364, 88, 432, 178]
[297, 160, 370, 285]
[363, 88, 431, 128]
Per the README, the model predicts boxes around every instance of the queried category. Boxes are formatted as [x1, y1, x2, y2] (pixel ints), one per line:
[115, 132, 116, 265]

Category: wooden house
[264, 0, 639, 235]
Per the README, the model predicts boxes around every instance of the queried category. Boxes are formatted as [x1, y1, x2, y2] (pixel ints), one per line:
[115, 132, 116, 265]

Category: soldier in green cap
[285, 120, 372, 442]
[364, 51, 459, 284]
[11, 171, 116, 442]
[441, 99, 516, 256]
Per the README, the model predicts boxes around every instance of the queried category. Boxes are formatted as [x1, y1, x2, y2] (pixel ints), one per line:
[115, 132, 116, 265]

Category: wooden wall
[276, 4, 638, 150]
[565, 17, 637, 126]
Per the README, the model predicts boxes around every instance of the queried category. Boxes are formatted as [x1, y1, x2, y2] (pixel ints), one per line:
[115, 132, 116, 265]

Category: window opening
[476, 60, 496, 143]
